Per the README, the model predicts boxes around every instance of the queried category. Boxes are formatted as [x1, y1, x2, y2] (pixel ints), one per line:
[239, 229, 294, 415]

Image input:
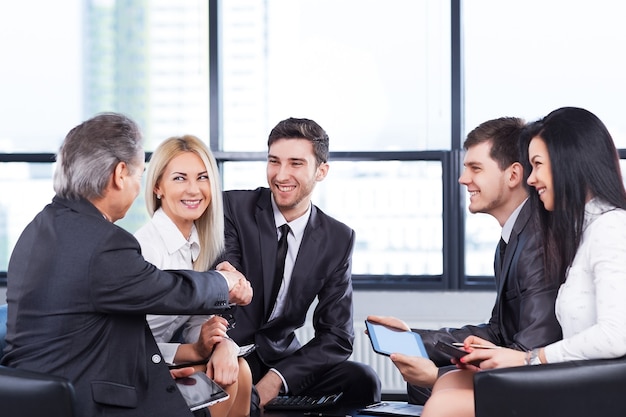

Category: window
[0, 0, 211, 273]
[2, 0, 625, 289]
[463, 0, 626, 276]
[217, 0, 451, 285]
[220, 0, 450, 152]
[222, 160, 443, 276]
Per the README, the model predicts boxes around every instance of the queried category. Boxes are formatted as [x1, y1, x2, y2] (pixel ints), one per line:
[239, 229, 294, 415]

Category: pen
[303, 413, 350, 417]
[452, 342, 501, 349]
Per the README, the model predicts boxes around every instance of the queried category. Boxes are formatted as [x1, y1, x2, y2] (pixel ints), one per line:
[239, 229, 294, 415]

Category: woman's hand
[170, 366, 195, 380]
[206, 338, 240, 386]
[193, 316, 230, 360]
[458, 335, 526, 370]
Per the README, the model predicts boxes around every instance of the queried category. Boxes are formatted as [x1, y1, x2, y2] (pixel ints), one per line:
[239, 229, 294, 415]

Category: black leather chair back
[0, 365, 77, 417]
[474, 358, 626, 417]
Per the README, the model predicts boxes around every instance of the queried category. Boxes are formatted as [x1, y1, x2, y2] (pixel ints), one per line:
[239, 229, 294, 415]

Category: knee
[347, 362, 382, 400]
[238, 357, 252, 385]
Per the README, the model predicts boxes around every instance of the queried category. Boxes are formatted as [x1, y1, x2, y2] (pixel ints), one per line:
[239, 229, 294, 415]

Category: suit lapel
[495, 201, 531, 309]
[288, 205, 322, 290]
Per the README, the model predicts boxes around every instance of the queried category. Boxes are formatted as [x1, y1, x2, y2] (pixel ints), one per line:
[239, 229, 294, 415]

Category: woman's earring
[156, 194, 161, 200]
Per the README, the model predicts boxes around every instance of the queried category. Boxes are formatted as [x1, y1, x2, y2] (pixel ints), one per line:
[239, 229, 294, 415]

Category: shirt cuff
[215, 270, 232, 294]
[269, 368, 288, 394]
[158, 342, 181, 365]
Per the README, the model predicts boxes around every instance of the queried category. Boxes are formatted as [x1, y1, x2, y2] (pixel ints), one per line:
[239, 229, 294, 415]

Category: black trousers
[407, 383, 432, 405]
[246, 350, 381, 408]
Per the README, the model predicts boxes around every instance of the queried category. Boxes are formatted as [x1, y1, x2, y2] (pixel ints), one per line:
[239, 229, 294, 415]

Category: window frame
[0, 0, 477, 290]
[8, 1, 622, 290]
[208, 0, 471, 291]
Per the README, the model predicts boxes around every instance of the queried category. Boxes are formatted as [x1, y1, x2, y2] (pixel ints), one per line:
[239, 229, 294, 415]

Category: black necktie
[268, 224, 290, 318]
[499, 237, 507, 268]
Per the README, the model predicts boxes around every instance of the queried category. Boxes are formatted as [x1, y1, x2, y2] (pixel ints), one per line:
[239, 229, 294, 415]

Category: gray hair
[53, 113, 144, 200]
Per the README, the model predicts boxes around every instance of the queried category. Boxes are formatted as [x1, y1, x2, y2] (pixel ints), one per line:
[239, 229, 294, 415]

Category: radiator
[295, 323, 407, 393]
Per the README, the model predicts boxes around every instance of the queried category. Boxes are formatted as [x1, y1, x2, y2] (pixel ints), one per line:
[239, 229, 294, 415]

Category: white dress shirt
[500, 199, 527, 244]
[268, 198, 311, 321]
[544, 198, 626, 362]
[134, 208, 210, 364]
[265, 196, 311, 392]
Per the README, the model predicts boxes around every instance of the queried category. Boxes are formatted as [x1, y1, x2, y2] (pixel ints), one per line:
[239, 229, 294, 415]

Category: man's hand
[389, 353, 439, 388]
[216, 261, 253, 305]
[256, 371, 283, 407]
[366, 315, 411, 331]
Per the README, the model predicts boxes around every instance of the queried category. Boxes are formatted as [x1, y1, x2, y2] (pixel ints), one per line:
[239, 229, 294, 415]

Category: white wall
[352, 290, 495, 329]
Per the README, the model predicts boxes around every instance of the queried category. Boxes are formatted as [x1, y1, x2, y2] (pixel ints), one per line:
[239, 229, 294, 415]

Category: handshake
[216, 261, 253, 306]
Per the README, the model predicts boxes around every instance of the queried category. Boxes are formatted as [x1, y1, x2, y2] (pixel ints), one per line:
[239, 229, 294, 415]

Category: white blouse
[134, 208, 210, 364]
[544, 199, 626, 362]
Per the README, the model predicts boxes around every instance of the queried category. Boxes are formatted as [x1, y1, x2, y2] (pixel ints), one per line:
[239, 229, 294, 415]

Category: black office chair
[0, 365, 77, 417]
[474, 357, 626, 417]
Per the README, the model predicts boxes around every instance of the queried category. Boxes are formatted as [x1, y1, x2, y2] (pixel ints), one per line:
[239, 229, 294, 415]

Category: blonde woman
[135, 135, 252, 417]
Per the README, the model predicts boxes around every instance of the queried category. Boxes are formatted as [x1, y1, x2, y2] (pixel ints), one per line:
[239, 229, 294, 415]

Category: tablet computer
[175, 371, 230, 411]
[365, 320, 428, 358]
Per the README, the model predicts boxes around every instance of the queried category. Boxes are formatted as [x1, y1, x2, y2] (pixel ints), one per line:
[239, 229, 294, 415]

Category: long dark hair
[521, 107, 626, 284]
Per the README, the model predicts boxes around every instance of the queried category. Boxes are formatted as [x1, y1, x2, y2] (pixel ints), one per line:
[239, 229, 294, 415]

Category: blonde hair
[145, 135, 224, 271]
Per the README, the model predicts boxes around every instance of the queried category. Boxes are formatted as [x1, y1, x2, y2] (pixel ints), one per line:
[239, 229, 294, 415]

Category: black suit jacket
[221, 188, 356, 394]
[417, 200, 562, 365]
[2, 197, 231, 417]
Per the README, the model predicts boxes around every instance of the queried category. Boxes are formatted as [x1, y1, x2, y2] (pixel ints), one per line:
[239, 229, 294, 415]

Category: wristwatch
[525, 348, 542, 365]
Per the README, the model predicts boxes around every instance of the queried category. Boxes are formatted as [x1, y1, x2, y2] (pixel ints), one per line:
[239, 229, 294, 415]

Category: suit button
[151, 354, 162, 364]
[167, 385, 176, 393]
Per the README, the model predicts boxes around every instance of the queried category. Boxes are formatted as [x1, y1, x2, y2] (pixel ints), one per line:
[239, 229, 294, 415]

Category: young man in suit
[368, 117, 563, 404]
[221, 117, 381, 409]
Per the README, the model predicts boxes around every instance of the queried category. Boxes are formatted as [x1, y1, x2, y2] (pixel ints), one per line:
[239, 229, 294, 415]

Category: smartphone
[435, 341, 482, 366]
[435, 341, 469, 360]
[365, 320, 428, 358]
[175, 371, 230, 411]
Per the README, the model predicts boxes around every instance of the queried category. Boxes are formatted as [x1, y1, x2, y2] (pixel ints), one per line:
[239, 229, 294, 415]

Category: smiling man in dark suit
[221, 117, 381, 409]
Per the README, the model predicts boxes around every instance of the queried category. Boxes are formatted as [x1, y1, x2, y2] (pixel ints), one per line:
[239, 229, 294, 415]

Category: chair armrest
[474, 357, 626, 417]
[0, 365, 77, 417]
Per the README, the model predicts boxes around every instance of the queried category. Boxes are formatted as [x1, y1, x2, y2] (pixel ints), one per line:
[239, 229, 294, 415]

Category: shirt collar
[270, 195, 311, 240]
[501, 198, 527, 244]
[153, 208, 200, 261]
[583, 198, 616, 231]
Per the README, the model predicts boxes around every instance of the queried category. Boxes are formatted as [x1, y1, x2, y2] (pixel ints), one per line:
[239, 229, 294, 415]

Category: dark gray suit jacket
[417, 200, 562, 364]
[221, 188, 356, 394]
[2, 197, 231, 417]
